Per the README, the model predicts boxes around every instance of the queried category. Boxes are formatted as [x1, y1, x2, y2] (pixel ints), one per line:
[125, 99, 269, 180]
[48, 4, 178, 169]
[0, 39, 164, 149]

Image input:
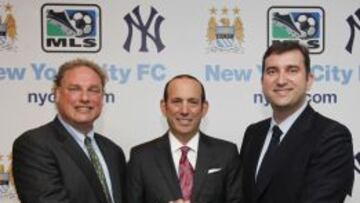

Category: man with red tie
[126, 74, 242, 203]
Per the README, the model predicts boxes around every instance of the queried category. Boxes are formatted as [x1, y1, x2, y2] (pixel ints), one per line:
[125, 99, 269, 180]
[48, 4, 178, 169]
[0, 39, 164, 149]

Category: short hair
[163, 74, 206, 103]
[262, 41, 310, 77]
[53, 58, 107, 91]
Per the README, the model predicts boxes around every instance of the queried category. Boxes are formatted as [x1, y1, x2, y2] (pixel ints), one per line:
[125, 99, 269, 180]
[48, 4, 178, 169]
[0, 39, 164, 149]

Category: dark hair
[163, 74, 206, 102]
[262, 41, 310, 77]
[53, 58, 107, 91]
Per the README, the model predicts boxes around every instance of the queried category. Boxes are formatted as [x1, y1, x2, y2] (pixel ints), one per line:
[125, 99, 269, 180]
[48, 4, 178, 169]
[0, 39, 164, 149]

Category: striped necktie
[84, 136, 112, 203]
[179, 146, 194, 201]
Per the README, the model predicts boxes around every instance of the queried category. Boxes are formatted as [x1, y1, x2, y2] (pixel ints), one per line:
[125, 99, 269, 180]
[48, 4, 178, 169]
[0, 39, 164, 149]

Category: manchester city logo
[0, 153, 17, 200]
[206, 5, 245, 53]
[0, 2, 17, 52]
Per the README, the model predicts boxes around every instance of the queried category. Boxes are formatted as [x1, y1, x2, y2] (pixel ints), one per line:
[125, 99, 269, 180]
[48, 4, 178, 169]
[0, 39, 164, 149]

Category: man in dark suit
[239, 41, 354, 203]
[12, 59, 126, 203]
[126, 74, 242, 203]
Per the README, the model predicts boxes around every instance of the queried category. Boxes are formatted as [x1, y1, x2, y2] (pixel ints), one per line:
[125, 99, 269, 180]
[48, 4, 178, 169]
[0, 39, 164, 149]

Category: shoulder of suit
[200, 133, 238, 149]
[130, 135, 165, 154]
[14, 120, 56, 147]
[16, 120, 55, 140]
[245, 118, 270, 131]
[312, 110, 351, 134]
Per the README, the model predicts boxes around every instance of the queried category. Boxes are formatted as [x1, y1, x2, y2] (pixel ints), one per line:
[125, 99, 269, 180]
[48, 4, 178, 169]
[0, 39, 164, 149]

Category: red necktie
[179, 146, 194, 200]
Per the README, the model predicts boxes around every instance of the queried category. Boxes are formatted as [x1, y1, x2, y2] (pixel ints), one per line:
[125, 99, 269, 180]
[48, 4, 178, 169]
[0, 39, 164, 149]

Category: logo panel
[268, 7, 325, 54]
[41, 4, 101, 53]
[0, 153, 16, 200]
[0, 2, 17, 52]
[355, 151, 360, 174]
[206, 5, 244, 53]
[123, 5, 165, 53]
[345, 8, 360, 53]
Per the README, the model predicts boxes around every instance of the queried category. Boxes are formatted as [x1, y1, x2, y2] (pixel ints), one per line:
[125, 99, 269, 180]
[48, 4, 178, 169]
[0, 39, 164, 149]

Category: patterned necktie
[256, 125, 283, 186]
[84, 137, 112, 203]
[179, 146, 194, 201]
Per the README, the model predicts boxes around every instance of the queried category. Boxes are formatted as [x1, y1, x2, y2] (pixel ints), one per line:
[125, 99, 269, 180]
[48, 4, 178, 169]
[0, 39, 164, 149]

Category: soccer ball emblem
[70, 12, 93, 37]
[294, 14, 316, 39]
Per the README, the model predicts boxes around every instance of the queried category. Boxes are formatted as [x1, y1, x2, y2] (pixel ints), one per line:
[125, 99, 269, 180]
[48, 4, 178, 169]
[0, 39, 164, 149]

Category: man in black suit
[12, 59, 126, 203]
[239, 41, 354, 203]
[126, 74, 242, 203]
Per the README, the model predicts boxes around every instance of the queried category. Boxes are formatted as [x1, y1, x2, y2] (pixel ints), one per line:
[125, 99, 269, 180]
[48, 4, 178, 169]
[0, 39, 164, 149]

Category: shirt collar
[57, 115, 95, 143]
[271, 101, 308, 136]
[169, 131, 200, 153]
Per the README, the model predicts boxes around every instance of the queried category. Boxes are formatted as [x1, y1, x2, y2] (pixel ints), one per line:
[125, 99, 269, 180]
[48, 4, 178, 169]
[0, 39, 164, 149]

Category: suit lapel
[247, 120, 271, 200]
[52, 118, 108, 203]
[192, 133, 213, 200]
[249, 120, 271, 179]
[96, 135, 123, 203]
[155, 134, 182, 199]
[256, 105, 315, 199]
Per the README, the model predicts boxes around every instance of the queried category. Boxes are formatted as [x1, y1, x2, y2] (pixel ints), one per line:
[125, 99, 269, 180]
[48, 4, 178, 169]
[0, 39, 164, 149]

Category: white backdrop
[1, 0, 359, 202]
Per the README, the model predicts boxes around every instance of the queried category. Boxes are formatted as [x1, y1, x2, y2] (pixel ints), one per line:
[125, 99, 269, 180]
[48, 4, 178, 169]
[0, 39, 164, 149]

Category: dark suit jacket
[240, 105, 354, 203]
[12, 117, 126, 203]
[126, 132, 242, 203]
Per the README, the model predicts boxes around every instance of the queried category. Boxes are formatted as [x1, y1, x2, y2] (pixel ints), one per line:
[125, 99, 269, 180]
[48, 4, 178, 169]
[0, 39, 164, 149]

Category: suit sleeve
[224, 144, 243, 203]
[300, 123, 354, 203]
[237, 125, 252, 202]
[125, 148, 144, 203]
[12, 133, 72, 203]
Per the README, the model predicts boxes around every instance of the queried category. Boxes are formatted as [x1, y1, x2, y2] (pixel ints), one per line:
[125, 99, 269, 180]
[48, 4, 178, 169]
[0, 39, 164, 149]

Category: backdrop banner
[1, 1, 359, 202]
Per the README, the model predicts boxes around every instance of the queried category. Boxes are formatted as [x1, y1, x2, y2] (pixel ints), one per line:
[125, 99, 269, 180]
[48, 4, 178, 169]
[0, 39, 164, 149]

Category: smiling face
[262, 49, 313, 119]
[161, 77, 208, 143]
[55, 66, 104, 133]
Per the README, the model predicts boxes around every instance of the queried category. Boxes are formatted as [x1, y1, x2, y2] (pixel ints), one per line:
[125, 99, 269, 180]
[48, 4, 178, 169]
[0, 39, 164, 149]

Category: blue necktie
[256, 125, 282, 186]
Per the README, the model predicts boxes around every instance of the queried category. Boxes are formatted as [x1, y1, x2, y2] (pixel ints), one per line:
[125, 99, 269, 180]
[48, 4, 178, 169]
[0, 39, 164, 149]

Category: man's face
[55, 66, 104, 132]
[161, 78, 208, 140]
[262, 50, 313, 113]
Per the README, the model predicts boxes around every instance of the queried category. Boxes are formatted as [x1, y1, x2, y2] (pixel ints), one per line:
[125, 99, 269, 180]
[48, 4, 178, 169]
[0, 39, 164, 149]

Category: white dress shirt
[255, 102, 308, 180]
[58, 115, 114, 203]
[169, 131, 199, 176]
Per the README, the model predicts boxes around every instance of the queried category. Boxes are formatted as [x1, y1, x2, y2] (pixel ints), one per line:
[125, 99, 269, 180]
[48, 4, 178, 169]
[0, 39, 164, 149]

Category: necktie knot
[84, 136, 92, 146]
[180, 146, 190, 155]
[271, 125, 282, 143]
